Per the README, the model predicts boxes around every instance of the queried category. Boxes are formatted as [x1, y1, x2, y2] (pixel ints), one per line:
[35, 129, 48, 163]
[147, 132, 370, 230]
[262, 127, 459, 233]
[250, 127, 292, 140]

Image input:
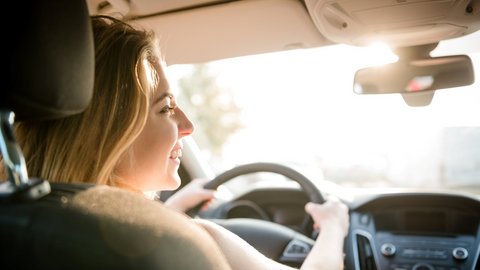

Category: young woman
[14, 15, 349, 270]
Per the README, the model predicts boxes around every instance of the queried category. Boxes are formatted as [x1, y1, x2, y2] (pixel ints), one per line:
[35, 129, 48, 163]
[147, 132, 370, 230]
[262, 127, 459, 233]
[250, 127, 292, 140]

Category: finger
[194, 178, 211, 185]
[200, 191, 216, 201]
[304, 202, 315, 213]
[305, 202, 323, 217]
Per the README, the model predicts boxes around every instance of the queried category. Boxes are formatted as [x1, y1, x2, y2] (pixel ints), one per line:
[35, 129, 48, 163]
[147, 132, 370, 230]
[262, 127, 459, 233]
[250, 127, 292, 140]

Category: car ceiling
[87, 0, 480, 65]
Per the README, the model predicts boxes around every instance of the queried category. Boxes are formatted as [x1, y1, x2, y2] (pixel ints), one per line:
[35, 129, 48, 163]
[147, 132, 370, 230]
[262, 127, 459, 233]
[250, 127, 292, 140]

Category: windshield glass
[168, 32, 480, 195]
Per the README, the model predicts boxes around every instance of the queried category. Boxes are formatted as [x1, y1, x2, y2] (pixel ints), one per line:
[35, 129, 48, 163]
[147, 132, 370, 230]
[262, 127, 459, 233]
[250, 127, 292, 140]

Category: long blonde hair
[13, 15, 161, 186]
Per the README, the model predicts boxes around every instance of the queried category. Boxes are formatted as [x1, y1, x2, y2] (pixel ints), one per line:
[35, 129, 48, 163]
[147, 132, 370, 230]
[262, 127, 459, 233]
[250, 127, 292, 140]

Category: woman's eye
[160, 105, 176, 115]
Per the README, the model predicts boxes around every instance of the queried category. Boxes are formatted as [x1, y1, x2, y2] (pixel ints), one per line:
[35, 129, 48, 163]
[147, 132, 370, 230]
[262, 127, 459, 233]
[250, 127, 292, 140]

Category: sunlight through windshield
[168, 33, 480, 194]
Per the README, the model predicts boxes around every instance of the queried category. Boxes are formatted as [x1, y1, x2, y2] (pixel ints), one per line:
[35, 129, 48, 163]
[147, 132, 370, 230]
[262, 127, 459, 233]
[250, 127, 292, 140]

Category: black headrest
[3, 0, 94, 120]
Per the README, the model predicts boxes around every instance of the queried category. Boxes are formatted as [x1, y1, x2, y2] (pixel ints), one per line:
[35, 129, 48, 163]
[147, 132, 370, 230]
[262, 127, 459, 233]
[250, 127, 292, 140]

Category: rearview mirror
[353, 54, 474, 94]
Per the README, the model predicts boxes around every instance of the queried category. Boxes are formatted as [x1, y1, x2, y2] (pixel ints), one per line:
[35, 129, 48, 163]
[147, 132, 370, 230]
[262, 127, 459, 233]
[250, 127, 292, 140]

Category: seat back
[1, 183, 230, 270]
[1, 1, 230, 269]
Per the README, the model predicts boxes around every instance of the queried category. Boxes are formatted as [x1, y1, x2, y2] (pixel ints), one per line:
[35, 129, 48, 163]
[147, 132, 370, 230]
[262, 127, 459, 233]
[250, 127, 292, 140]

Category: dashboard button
[381, 243, 396, 256]
[359, 214, 370, 225]
[452, 247, 468, 260]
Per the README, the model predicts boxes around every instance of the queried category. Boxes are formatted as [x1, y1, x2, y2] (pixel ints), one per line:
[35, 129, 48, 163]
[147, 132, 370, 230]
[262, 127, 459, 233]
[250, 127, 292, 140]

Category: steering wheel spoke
[280, 238, 315, 264]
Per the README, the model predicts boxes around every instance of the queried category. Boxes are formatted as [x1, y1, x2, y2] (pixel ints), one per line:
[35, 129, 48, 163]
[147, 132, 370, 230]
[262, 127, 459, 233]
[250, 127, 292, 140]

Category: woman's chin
[159, 174, 181, 191]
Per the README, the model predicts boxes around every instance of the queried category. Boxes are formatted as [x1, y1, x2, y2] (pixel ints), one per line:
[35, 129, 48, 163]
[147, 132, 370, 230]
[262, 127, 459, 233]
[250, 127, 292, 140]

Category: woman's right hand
[300, 196, 350, 270]
[304, 196, 349, 237]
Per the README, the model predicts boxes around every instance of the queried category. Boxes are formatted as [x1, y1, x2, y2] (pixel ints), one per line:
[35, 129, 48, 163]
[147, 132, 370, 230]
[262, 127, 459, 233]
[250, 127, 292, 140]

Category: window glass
[168, 33, 480, 194]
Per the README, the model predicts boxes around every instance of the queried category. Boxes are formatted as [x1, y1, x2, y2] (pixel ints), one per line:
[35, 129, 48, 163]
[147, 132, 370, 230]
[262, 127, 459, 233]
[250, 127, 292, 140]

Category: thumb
[304, 202, 315, 213]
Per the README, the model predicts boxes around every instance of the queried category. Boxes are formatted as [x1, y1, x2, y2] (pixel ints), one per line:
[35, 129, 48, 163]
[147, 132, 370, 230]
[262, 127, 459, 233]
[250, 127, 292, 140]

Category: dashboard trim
[352, 229, 380, 270]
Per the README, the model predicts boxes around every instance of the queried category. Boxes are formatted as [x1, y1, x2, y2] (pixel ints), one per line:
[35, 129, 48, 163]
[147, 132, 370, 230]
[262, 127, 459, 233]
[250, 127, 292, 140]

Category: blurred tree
[177, 64, 243, 156]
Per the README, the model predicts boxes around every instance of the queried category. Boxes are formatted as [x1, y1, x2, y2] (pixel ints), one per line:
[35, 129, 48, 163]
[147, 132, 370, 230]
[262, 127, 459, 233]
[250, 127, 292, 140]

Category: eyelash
[160, 105, 176, 115]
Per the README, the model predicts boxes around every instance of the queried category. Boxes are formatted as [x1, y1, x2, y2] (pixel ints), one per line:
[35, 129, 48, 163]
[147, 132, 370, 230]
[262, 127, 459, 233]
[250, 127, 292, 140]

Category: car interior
[2, 0, 480, 270]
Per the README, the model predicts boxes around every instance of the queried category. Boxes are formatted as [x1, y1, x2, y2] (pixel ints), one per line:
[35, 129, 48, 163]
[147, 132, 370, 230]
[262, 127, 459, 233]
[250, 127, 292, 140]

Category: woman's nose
[177, 108, 194, 137]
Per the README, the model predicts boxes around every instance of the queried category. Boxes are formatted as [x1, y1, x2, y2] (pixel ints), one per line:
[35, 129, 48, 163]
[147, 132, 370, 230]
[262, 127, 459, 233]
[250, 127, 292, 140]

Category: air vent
[357, 234, 377, 270]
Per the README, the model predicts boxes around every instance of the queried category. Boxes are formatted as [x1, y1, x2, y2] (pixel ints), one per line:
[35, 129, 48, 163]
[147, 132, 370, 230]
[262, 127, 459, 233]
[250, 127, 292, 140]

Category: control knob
[452, 247, 468, 260]
[380, 243, 396, 256]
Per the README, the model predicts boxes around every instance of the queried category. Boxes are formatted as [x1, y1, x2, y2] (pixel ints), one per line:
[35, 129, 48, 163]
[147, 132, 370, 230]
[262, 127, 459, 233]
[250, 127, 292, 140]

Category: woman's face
[115, 61, 194, 192]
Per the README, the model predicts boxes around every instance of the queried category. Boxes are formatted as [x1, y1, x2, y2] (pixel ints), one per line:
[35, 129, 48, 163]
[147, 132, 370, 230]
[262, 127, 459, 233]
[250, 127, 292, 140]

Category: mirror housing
[353, 43, 475, 106]
[353, 55, 474, 94]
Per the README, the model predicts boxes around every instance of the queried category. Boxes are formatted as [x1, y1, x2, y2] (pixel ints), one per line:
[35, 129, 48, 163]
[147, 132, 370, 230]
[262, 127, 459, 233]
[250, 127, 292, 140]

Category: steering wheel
[190, 162, 325, 266]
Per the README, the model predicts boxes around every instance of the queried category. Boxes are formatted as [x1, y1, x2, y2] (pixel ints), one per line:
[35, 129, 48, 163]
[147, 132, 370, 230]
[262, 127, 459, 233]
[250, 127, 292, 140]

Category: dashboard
[203, 187, 480, 270]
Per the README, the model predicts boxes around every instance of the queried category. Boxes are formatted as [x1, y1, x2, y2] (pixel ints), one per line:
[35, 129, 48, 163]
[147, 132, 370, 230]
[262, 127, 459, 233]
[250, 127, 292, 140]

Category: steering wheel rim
[205, 162, 324, 203]
[193, 162, 325, 237]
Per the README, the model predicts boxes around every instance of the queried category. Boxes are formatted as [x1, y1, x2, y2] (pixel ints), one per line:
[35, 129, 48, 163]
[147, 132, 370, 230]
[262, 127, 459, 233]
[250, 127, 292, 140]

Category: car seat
[0, 0, 230, 269]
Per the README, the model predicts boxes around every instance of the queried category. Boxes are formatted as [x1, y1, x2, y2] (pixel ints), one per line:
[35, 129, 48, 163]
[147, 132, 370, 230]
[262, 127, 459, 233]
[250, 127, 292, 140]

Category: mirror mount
[393, 43, 438, 61]
[401, 91, 435, 107]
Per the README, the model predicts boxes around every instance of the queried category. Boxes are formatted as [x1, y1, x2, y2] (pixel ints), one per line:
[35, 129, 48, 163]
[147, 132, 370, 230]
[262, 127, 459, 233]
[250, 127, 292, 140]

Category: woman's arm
[301, 199, 349, 269]
[194, 196, 349, 270]
[194, 218, 295, 270]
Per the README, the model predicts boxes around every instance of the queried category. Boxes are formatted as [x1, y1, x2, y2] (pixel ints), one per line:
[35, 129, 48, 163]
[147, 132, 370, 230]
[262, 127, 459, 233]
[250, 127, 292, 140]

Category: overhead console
[345, 193, 480, 270]
[304, 0, 480, 47]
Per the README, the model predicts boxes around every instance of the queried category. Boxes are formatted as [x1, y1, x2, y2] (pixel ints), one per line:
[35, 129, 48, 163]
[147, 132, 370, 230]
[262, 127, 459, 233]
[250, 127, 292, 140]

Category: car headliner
[86, 0, 480, 65]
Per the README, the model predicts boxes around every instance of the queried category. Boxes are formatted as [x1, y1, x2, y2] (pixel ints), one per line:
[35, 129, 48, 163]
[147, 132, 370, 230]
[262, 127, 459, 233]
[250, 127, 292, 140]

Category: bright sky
[168, 32, 480, 188]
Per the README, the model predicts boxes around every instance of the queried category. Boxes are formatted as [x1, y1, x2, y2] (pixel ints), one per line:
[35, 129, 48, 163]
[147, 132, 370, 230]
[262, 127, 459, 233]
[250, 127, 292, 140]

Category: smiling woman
[5, 12, 351, 270]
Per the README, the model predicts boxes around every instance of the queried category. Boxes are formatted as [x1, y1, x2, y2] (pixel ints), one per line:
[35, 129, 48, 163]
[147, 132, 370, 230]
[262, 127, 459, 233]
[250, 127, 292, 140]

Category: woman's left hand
[164, 178, 216, 213]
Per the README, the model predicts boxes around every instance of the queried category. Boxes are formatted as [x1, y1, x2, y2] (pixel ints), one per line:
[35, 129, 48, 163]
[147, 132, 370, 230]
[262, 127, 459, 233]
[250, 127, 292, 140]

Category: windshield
[168, 32, 480, 195]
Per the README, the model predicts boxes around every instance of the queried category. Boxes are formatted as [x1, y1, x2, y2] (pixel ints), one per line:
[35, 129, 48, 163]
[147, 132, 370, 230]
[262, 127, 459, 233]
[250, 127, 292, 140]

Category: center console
[345, 194, 480, 270]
